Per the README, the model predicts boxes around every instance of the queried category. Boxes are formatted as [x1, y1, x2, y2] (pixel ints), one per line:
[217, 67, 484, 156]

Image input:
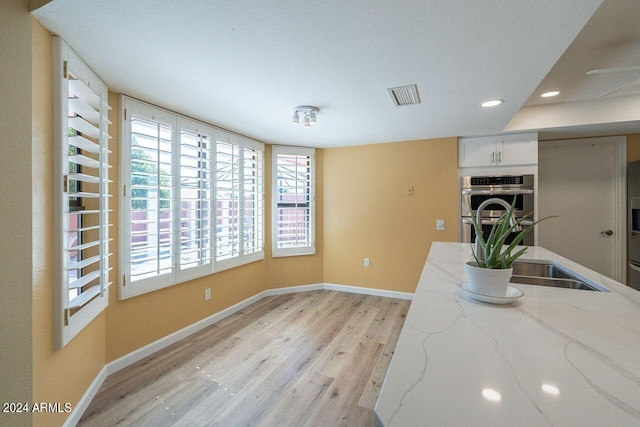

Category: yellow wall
[627, 134, 640, 163]
[323, 138, 459, 293]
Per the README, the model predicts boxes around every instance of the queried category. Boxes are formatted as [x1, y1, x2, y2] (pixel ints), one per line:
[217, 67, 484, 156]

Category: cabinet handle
[497, 151, 501, 163]
[491, 152, 495, 164]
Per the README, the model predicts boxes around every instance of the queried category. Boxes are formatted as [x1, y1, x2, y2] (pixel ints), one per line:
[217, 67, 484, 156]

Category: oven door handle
[461, 189, 534, 195]
[462, 217, 534, 226]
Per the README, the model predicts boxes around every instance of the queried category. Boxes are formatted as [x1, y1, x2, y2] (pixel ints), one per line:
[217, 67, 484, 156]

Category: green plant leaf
[468, 196, 557, 269]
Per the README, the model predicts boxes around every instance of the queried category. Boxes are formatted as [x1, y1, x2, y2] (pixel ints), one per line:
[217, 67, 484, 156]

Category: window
[124, 104, 176, 294]
[179, 119, 214, 281]
[272, 146, 315, 257]
[53, 37, 112, 348]
[215, 135, 241, 266]
[242, 141, 265, 258]
[215, 132, 265, 271]
[120, 97, 264, 298]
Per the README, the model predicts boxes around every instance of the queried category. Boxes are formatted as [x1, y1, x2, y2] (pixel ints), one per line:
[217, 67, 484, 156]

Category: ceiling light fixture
[292, 105, 319, 128]
[481, 99, 504, 108]
[541, 90, 560, 98]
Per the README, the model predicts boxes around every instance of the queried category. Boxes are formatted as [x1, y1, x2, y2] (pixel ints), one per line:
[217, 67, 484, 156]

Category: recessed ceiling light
[541, 90, 560, 98]
[482, 388, 502, 402]
[541, 383, 560, 395]
[481, 99, 504, 108]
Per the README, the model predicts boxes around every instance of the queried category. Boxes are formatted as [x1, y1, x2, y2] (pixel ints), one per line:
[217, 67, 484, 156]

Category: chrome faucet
[473, 198, 520, 262]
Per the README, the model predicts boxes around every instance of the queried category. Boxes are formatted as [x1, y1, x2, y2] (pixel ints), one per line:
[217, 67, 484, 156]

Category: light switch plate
[436, 219, 445, 231]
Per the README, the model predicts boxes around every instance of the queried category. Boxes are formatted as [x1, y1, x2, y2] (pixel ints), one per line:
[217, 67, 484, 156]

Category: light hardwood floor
[79, 290, 410, 426]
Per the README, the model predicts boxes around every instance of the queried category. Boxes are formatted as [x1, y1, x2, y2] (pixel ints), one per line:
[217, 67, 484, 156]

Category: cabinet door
[458, 136, 496, 167]
[496, 133, 537, 165]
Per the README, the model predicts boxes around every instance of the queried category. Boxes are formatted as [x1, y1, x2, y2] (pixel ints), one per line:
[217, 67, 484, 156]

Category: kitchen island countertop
[375, 242, 640, 426]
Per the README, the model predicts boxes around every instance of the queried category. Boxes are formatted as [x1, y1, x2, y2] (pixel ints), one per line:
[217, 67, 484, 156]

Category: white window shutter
[120, 99, 177, 297]
[215, 133, 241, 269]
[53, 37, 111, 348]
[177, 118, 214, 282]
[241, 139, 265, 262]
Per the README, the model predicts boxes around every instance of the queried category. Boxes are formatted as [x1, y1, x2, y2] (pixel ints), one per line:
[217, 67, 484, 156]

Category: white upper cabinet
[457, 136, 496, 167]
[458, 133, 538, 167]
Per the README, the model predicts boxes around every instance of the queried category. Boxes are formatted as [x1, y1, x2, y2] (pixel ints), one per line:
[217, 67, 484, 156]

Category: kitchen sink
[510, 260, 606, 292]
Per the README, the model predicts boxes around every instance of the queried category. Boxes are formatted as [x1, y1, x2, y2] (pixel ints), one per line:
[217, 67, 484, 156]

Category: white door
[538, 136, 625, 282]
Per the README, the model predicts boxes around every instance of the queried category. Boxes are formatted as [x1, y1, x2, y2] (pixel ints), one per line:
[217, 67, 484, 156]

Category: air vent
[387, 84, 421, 106]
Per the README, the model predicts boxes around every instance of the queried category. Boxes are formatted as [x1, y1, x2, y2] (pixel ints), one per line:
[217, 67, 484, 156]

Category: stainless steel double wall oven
[461, 174, 535, 246]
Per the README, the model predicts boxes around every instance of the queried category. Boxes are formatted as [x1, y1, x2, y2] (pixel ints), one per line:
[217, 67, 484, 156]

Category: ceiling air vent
[387, 84, 420, 106]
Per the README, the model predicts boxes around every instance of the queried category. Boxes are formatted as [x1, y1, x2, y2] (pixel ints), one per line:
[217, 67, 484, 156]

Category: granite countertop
[375, 242, 640, 426]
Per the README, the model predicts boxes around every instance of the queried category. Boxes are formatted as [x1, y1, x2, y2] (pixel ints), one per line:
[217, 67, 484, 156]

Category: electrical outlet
[436, 219, 445, 231]
[364, 258, 370, 267]
[205, 288, 211, 301]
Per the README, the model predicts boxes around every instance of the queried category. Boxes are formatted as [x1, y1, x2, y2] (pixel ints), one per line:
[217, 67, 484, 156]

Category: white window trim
[119, 96, 264, 299]
[271, 145, 316, 257]
[52, 37, 111, 348]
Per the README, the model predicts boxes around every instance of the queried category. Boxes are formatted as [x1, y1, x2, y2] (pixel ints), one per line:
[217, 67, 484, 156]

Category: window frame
[119, 96, 265, 299]
[271, 145, 316, 257]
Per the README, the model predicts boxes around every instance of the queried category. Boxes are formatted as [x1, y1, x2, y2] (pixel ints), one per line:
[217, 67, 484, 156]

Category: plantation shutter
[242, 140, 265, 259]
[272, 146, 316, 257]
[178, 119, 214, 280]
[53, 37, 112, 348]
[123, 101, 176, 295]
[215, 133, 241, 266]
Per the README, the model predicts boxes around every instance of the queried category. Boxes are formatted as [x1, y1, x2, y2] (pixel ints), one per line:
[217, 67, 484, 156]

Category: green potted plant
[466, 198, 555, 296]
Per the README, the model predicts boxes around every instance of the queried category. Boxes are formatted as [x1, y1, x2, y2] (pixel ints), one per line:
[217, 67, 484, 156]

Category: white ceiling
[32, 0, 640, 148]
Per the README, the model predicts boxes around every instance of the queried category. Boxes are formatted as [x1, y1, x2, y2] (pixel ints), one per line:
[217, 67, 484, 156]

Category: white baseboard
[68, 282, 412, 425]
[322, 283, 414, 300]
[263, 283, 324, 296]
[64, 365, 108, 427]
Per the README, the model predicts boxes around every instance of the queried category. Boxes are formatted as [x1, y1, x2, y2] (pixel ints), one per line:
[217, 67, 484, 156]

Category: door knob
[601, 230, 613, 236]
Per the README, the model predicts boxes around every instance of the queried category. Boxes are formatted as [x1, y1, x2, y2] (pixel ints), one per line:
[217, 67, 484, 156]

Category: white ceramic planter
[465, 262, 512, 297]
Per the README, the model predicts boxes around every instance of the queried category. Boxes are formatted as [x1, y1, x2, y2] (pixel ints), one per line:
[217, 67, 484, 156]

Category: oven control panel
[470, 176, 523, 186]
[462, 174, 534, 188]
